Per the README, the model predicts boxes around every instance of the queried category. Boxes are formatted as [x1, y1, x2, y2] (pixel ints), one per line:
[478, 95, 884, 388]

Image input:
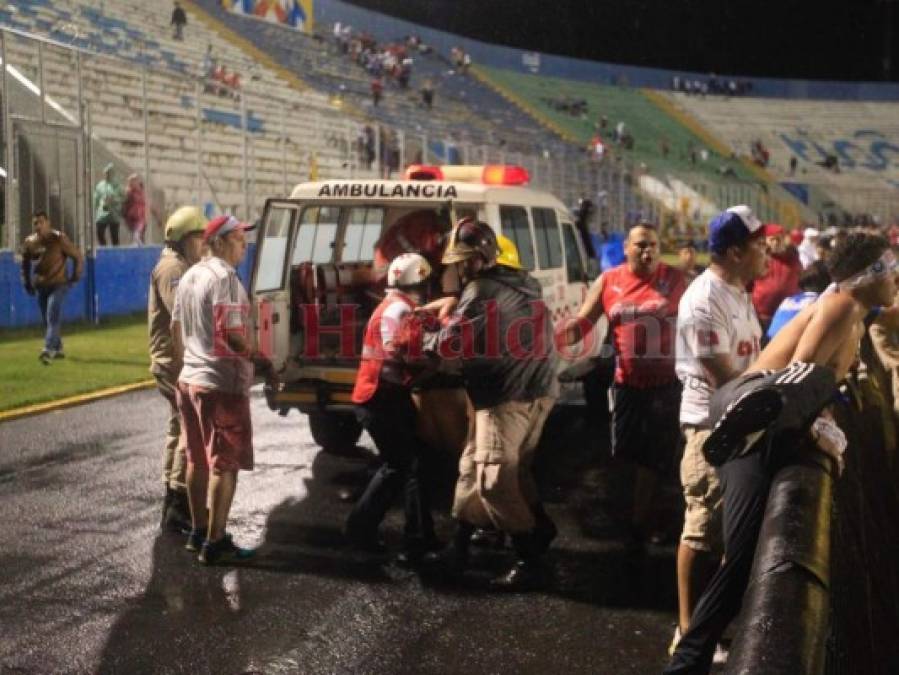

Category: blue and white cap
[708, 205, 763, 255]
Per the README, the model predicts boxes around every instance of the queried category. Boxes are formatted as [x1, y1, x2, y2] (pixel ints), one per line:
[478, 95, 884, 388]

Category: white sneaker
[713, 642, 729, 665]
[668, 626, 681, 657]
[668, 626, 728, 665]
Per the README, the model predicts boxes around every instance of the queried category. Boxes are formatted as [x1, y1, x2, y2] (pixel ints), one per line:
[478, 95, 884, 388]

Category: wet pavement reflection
[1, 388, 683, 673]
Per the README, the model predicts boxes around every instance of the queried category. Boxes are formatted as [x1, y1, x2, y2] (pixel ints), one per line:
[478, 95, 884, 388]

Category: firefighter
[148, 206, 206, 533]
[345, 253, 440, 563]
[427, 219, 559, 590]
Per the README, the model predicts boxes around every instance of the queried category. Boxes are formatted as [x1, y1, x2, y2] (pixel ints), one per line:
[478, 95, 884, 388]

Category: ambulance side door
[561, 219, 606, 355]
[251, 199, 298, 373]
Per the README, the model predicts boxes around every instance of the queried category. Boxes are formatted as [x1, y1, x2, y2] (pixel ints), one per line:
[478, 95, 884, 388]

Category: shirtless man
[666, 233, 897, 673]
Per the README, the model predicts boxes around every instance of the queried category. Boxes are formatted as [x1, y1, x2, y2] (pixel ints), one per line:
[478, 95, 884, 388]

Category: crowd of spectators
[201, 45, 242, 100]
[332, 23, 422, 106]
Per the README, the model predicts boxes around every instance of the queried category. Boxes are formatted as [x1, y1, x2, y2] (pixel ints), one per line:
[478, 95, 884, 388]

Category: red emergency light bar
[403, 164, 531, 186]
[404, 165, 444, 180]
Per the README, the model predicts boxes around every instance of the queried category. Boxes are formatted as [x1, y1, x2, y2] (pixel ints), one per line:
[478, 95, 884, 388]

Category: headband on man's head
[838, 250, 897, 290]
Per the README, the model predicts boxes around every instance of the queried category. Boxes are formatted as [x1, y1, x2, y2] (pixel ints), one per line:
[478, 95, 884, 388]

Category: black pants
[346, 383, 434, 545]
[665, 443, 785, 674]
[97, 217, 120, 246]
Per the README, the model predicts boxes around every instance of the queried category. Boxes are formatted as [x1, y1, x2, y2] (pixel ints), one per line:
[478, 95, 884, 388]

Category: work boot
[532, 505, 558, 555]
[395, 535, 443, 567]
[490, 532, 546, 592]
[423, 521, 473, 579]
[161, 487, 192, 534]
[470, 525, 506, 549]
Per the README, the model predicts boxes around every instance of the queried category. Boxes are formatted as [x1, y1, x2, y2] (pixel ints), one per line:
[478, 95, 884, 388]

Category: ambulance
[249, 165, 607, 452]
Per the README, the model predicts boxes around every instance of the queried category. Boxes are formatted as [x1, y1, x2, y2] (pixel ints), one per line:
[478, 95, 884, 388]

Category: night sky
[346, 0, 899, 83]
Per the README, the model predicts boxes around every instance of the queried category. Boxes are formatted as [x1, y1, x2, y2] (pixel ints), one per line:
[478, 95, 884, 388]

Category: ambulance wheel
[308, 413, 363, 453]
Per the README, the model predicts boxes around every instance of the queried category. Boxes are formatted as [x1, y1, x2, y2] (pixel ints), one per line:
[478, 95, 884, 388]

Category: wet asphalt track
[0, 386, 683, 674]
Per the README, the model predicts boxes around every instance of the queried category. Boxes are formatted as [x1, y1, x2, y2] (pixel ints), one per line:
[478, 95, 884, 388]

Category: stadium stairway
[188, 0, 572, 160]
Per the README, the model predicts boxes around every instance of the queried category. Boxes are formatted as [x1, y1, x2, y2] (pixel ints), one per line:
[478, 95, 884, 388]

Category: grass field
[0, 314, 151, 412]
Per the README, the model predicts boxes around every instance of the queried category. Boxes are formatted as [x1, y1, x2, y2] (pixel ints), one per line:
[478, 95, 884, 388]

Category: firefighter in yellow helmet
[150, 206, 207, 533]
[496, 234, 523, 270]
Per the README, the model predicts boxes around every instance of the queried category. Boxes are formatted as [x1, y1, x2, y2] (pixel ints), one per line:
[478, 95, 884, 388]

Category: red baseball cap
[203, 214, 255, 242]
[762, 223, 784, 237]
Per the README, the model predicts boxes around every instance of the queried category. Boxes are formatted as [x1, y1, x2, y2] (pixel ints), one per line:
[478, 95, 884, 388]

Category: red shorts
[177, 383, 254, 472]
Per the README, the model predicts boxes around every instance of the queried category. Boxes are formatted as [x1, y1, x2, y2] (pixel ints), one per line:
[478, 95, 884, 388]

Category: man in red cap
[751, 224, 801, 335]
[172, 214, 267, 565]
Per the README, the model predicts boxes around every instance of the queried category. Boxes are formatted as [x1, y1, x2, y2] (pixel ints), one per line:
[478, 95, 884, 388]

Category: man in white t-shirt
[670, 205, 768, 659]
[172, 214, 268, 566]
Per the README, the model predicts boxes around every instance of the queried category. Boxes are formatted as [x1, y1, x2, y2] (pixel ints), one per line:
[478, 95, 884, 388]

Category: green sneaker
[198, 533, 256, 565]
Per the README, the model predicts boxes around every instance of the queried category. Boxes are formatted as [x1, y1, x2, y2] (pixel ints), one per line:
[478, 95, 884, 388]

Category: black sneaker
[161, 489, 192, 534]
[51, 350, 65, 359]
[198, 533, 256, 565]
[185, 528, 206, 552]
[39, 350, 51, 365]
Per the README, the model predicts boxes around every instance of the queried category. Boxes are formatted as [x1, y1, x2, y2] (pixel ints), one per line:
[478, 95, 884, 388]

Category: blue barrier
[0, 244, 257, 329]
[315, 0, 899, 101]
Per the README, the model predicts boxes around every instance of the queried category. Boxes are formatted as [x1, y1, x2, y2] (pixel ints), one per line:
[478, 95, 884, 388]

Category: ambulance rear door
[251, 199, 299, 374]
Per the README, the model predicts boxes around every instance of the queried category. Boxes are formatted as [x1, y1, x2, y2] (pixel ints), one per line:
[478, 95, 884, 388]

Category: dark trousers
[665, 447, 780, 674]
[96, 217, 120, 246]
[346, 383, 434, 545]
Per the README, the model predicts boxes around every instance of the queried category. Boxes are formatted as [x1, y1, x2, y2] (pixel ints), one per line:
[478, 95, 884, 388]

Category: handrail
[725, 448, 834, 674]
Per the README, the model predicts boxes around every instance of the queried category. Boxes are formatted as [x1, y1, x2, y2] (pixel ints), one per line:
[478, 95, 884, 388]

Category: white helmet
[387, 253, 432, 288]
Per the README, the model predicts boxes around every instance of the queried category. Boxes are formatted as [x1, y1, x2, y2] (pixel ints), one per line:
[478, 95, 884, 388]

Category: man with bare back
[666, 233, 898, 673]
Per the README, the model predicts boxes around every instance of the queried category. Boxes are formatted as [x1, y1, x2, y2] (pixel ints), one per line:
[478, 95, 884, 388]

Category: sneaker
[713, 642, 729, 665]
[667, 626, 727, 665]
[185, 528, 206, 552]
[668, 626, 681, 657]
[39, 350, 51, 365]
[50, 350, 65, 359]
[198, 533, 256, 565]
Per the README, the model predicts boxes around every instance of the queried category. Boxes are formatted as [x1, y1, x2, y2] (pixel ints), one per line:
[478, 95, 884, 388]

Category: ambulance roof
[288, 179, 568, 212]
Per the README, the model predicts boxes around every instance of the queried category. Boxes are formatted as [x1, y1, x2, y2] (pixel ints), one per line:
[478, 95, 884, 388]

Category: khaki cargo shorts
[679, 426, 723, 553]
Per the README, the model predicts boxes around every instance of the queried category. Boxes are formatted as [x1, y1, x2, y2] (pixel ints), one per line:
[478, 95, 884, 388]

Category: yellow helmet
[496, 234, 523, 270]
[164, 206, 204, 242]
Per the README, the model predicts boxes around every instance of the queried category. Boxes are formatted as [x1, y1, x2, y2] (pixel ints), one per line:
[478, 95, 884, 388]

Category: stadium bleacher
[666, 92, 899, 220]
[1, 0, 375, 226]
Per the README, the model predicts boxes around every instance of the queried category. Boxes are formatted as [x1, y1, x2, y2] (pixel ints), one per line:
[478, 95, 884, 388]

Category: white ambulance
[250, 165, 606, 451]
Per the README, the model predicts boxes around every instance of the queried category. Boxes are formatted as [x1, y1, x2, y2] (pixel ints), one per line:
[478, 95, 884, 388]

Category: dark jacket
[440, 265, 559, 409]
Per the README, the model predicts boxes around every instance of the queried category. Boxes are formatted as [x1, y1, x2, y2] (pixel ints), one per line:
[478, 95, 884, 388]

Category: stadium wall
[1, 246, 256, 329]
[316, 0, 899, 101]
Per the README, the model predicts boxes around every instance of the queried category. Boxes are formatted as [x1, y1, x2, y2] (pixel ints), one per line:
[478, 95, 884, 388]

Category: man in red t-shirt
[751, 224, 801, 332]
[566, 223, 686, 548]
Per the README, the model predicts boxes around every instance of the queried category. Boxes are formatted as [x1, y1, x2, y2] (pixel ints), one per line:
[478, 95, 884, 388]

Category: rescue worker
[428, 219, 559, 590]
[565, 223, 686, 549]
[148, 206, 206, 533]
[345, 252, 440, 563]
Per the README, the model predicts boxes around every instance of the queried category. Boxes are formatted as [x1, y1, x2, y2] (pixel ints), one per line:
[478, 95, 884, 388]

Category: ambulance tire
[308, 413, 363, 453]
